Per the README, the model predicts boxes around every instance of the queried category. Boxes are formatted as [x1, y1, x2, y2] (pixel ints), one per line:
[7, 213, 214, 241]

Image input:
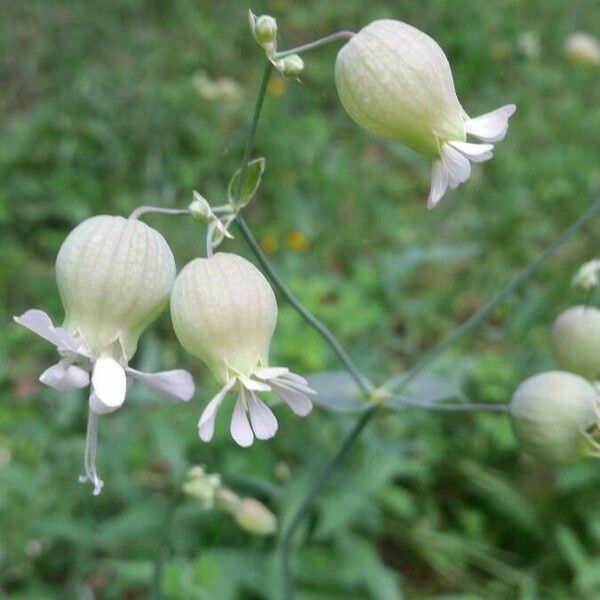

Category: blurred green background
[2, 0, 600, 598]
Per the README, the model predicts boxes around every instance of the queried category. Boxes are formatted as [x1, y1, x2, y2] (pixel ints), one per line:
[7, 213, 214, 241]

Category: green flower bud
[255, 15, 278, 46]
[552, 306, 600, 380]
[280, 54, 304, 78]
[170, 252, 277, 382]
[509, 371, 600, 464]
[232, 498, 277, 536]
[56, 215, 176, 360]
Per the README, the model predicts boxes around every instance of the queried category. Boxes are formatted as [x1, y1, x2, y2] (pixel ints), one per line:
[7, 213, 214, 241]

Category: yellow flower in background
[260, 233, 279, 254]
[286, 230, 309, 252]
[268, 76, 288, 97]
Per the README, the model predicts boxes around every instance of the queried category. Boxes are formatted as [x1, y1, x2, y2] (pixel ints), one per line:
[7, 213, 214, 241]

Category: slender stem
[231, 61, 373, 395]
[232, 62, 273, 204]
[384, 394, 509, 413]
[278, 198, 600, 598]
[128, 206, 189, 220]
[384, 198, 600, 392]
[273, 31, 355, 59]
[280, 406, 376, 598]
[237, 216, 373, 394]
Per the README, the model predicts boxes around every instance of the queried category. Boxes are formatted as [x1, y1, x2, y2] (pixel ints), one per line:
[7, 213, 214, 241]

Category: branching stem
[273, 31, 355, 59]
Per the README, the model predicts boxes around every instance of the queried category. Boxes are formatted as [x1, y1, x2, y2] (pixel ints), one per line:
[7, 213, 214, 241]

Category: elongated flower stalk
[335, 19, 516, 207]
[14, 215, 195, 494]
[170, 252, 315, 446]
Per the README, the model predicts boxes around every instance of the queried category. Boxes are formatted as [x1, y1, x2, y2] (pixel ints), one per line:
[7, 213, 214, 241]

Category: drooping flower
[509, 371, 600, 464]
[552, 306, 600, 381]
[170, 252, 315, 447]
[335, 19, 516, 208]
[14, 215, 195, 494]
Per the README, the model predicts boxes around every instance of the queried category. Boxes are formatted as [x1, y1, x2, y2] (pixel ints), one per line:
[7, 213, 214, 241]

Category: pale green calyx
[56, 215, 176, 360]
[170, 252, 277, 381]
[335, 19, 516, 208]
[509, 371, 600, 464]
[552, 306, 600, 380]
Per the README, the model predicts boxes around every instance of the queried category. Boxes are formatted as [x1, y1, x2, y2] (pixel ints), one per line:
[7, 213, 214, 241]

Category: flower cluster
[509, 261, 600, 464]
[15, 13, 519, 492]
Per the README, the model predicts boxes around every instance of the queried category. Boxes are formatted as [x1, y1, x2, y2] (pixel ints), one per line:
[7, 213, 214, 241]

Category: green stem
[273, 31, 355, 59]
[384, 394, 509, 413]
[231, 62, 373, 395]
[278, 198, 600, 598]
[383, 198, 600, 392]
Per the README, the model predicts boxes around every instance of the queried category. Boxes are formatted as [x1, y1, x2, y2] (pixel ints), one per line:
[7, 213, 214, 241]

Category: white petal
[198, 379, 235, 442]
[275, 374, 316, 395]
[276, 370, 309, 386]
[91, 356, 127, 413]
[447, 140, 494, 163]
[465, 104, 516, 143]
[255, 367, 290, 380]
[440, 144, 471, 189]
[238, 373, 272, 392]
[126, 368, 195, 402]
[231, 390, 254, 447]
[14, 309, 88, 355]
[270, 381, 313, 417]
[89, 391, 114, 415]
[40, 360, 90, 391]
[246, 391, 278, 440]
[427, 159, 449, 209]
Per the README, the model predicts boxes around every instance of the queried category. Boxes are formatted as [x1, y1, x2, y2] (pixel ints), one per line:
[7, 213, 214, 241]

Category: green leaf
[227, 157, 266, 209]
[307, 371, 369, 413]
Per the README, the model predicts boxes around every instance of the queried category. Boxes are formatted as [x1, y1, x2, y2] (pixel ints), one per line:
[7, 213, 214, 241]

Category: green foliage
[2, 0, 600, 598]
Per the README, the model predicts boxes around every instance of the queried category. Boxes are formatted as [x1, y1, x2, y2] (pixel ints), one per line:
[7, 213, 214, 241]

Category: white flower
[335, 19, 516, 208]
[170, 252, 315, 447]
[14, 215, 195, 494]
[564, 32, 600, 66]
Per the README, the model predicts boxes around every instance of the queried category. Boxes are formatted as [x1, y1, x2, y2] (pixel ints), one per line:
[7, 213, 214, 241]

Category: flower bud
[509, 371, 600, 464]
[564, 33, 600, 66]
[170, 253, 277, 382]
[335, 20, 515, 207]
[232, 498, 277, 536]
[56, 215, 176, 360]
[280, 54, 304, 78]
[572, 260, 600, 291]
[552, 306, 600, 381]
[255, 15, 278, 46]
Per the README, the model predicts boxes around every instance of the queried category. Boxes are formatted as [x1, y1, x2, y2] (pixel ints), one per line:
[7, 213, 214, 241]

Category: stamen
[78, 409, 104, 496]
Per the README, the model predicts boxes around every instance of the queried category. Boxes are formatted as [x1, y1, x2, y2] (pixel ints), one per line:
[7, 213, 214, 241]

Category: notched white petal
[231, 390, 254, 447]
[198, 379, 235, 442]
[246, 391, 278, 440]
[465, 104, 516, 143]
[441, 143, 471, 189]
[14, 309, 91, 356]
[428, 160, 449, 209]
[238, 373, 272, 392]
[270, 380, 313, 417]
[91, 356, 127, 413]
[40, 360, 90, 391]
[127, 367, 195, 402]
[254, 366, 290, 380]
[447, 140, 494, 163]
